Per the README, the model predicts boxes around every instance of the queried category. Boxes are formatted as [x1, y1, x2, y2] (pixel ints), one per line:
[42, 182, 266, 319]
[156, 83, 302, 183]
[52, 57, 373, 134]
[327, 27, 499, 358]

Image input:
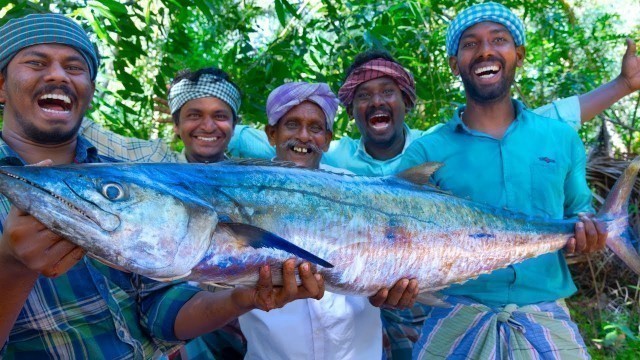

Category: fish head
[0, 163, 217, 279]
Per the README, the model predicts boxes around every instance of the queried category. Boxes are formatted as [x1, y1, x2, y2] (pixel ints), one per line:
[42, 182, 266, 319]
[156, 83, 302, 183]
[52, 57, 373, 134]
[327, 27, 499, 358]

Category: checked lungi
[412, 296, 590, 360]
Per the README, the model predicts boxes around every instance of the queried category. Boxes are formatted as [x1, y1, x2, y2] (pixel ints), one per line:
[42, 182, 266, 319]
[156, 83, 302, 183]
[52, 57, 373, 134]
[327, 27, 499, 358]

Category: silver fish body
[0, 159, 638, 297]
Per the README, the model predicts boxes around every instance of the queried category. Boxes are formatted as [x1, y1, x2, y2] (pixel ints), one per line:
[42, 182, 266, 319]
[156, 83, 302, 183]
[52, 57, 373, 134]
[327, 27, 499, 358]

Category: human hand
[154, 96, 172, 124]
[619, 38, 640, 93]
[235, 259, 325, 312]
[0, 207, 85, 278]
[565, 214, 607, 254]
[368, 278, 419, 309]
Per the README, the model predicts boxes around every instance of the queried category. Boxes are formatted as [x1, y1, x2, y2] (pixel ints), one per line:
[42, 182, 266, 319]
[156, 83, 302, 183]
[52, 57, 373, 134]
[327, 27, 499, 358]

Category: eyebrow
[19, 50, 86, 64]
[460, 28, 510, 41]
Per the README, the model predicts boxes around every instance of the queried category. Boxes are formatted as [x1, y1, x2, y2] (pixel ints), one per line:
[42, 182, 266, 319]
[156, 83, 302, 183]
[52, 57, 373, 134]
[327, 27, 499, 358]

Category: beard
[460, 62, 516, 103]
[16, 113, 83, 144]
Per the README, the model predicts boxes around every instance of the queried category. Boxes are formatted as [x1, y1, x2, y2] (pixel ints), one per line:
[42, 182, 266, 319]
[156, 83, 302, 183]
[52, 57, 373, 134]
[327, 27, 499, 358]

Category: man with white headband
[167, 67, 241, 164]
[398, 3, 634, 358]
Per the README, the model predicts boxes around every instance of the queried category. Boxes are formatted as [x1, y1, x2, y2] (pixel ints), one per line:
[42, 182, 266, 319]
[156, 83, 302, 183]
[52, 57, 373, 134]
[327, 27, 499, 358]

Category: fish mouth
[0, 169, 119, 232]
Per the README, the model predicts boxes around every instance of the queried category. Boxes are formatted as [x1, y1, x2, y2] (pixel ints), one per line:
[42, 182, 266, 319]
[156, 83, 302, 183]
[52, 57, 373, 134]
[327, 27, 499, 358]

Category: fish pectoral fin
[416, 292, 451, 308]
[396, 162, 443, 185]
[218, 223, 334, 269]
[148, 270, 192, 282]
[200, 282, 235, 291]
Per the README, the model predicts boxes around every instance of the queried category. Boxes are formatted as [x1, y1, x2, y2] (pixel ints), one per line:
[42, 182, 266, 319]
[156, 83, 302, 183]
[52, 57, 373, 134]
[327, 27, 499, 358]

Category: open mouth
[195, 136, 220, 142]
[368, 113, 392, 130]
[0, 170, 93, 223]
[289, 145, 314, 155]
[474, 65, 500, 79]
[37, 93, 72, 113]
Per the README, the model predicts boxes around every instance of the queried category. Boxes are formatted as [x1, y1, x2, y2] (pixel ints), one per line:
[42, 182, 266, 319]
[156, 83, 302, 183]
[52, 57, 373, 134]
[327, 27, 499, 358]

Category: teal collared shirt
[399, 99, 592, 306]
[226, 96, 580, 177]
[227, 124, 437, 176]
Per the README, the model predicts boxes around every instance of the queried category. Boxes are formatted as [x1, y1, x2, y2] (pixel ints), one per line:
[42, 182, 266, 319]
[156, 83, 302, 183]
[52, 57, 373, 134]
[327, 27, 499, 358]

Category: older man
[237, 82, 384, 360]
[399, 3, 615, 358]
[0, 14, 324, 359]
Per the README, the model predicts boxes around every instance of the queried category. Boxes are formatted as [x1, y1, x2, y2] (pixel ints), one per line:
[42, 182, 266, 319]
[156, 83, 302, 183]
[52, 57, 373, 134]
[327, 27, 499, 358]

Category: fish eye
[101, 182, 126, 201]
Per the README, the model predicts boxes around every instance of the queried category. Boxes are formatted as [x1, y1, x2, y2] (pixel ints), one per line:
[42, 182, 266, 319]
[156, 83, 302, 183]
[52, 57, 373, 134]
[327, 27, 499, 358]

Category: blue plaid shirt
[0, 135, 201, 359]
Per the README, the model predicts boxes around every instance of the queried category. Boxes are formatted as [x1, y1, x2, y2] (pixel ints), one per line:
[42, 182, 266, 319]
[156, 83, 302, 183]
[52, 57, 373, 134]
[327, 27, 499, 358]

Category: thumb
[624, 38, 636, 58]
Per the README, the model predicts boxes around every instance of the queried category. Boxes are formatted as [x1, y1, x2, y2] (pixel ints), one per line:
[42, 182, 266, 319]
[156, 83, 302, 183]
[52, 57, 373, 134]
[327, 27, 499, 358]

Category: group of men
[0, 1, 639, 359]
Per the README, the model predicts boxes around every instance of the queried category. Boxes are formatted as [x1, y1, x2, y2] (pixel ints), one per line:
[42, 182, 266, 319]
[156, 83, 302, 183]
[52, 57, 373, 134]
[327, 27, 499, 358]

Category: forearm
[173, 288, 254, 340]
[0, 258, 38, 344]
[579, 76, 634, 124]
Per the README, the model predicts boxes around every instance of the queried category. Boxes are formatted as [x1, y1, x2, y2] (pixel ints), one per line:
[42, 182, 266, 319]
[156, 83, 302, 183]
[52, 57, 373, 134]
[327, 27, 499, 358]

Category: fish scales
[0, 159, 638, 301]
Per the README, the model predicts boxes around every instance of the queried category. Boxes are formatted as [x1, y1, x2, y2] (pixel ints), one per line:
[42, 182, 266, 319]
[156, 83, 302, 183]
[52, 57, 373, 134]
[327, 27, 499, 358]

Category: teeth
[41, 108, 70, 114]
[474, 65, 499, 75]
[371, 114, 389, 119]
[293, 147, 308, 153]
[196, 136, 218, 142]
[40, 93, 71, 104]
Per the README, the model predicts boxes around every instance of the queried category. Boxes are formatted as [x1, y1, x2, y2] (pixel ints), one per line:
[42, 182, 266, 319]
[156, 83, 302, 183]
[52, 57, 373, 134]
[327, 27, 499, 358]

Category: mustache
[34, 84, 77, 103]
[280, 139, 323, 154]
[471, 56, 505, 69]
[365, 106, 392, 121]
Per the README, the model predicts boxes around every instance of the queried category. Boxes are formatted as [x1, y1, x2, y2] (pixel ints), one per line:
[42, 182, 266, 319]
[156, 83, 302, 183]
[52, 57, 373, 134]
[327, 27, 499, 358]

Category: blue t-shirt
[398, 99, 593, 306]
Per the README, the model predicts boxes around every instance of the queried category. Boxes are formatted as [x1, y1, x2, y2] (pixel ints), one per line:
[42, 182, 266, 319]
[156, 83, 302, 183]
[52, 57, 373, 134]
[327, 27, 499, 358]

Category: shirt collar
[356, 123, 412, 162]
[0, 133, 98, 164]
[450, 99, 527, 136]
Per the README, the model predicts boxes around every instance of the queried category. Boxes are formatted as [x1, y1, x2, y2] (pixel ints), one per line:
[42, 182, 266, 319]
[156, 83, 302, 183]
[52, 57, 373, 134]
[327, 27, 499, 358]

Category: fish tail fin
[597, 155, 640, 274]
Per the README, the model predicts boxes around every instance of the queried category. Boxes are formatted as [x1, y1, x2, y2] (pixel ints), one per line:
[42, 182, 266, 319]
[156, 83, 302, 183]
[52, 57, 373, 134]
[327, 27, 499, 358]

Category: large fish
[0, 158, 638, 300]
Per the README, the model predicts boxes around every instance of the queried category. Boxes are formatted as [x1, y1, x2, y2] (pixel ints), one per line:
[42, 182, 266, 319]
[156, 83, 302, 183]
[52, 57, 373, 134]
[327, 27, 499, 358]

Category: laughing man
[399, 3, 616, 358]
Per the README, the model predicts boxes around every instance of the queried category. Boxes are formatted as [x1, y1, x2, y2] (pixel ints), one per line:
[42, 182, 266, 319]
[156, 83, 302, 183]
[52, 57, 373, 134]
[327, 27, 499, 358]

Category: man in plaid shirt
[0, 13, 324, 359]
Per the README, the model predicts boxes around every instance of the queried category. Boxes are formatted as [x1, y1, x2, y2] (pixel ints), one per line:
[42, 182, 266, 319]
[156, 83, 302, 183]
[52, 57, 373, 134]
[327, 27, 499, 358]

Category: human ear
[448, 56, 460, 76]
[265, 125, 277, 146]
[516, 46, 526, 68]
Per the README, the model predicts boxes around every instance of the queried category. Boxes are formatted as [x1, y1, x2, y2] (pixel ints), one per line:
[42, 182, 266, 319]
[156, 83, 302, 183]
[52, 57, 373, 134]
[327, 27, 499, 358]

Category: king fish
[0, 158, 638, 300]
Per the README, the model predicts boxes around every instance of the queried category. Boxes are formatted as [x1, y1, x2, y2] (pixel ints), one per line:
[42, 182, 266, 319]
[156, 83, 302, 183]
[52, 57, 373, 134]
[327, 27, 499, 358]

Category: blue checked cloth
[446, 2, 525, 56]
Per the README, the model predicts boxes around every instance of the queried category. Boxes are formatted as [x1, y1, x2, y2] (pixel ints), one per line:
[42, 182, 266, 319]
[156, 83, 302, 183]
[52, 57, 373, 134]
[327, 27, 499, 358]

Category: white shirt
[238, 163, 382, 360]
[239, 292, 382, 360]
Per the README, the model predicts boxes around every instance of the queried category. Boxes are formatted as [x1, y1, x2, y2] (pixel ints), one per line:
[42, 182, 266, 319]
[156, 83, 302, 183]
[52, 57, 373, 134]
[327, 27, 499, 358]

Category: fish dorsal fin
[218, 222, 334, 269]
[396, 162, 443, 185]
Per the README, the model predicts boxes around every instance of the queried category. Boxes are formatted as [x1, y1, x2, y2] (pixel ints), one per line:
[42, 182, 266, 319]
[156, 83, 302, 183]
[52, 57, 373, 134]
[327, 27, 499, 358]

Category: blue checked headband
[446, 2, 525, 56]
[0, 13, 99, 80]
[168, 73, 241, 118]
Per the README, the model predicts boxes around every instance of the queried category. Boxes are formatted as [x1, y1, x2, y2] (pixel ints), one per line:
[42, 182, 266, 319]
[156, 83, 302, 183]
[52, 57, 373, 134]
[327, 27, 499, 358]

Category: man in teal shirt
[399, 3, 616, 359]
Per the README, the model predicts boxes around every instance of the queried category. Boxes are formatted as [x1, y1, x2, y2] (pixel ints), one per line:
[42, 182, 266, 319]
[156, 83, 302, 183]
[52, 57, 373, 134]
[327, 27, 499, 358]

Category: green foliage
[569, 292, 640, 359]
[0, 0, 639, 355]
[1, 0, 637, 146]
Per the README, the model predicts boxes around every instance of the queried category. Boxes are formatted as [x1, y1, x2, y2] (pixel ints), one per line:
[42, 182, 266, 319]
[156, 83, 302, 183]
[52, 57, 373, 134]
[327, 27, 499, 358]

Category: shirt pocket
[530, 162, 564, 218]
